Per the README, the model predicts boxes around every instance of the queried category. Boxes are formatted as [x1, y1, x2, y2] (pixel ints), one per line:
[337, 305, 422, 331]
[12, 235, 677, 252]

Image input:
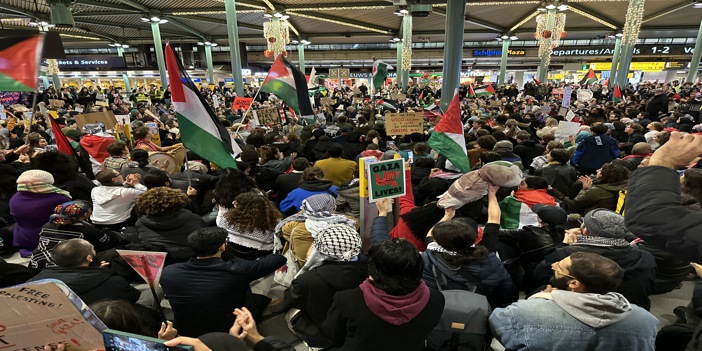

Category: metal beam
[568, 4, 620, 29]
[642, 0, 695, 23]
[434, 8, 504, 32]
[75, 18, 200, 38]
[72, 25, 119, 41]
[74, 0, 142, 12]
[507, 6, 541, 32]
[285, 17, 302, 37]
[172, 14, 263, 31]
[0, 4, 37, 17]
[114, 0, 149, 12]
[162, 16, 206, 40]
[282, 2, 390, 11]
[287, 11, 391, 34]
[72, 11, 141, 17]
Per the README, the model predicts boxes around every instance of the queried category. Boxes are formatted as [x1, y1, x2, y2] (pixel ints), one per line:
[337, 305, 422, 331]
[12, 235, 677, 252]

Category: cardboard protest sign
[74, 105, 84, 113]
[0, 280, 105, 351]
[0, 104, 6, 120]
[95, 101, 109, 107]
[116, 250, 167, 288]
[255, 107, 282, 125]
[74, 111, 118, 130]
[385, 112, 424, 135]
[562, 86, 573, 107]
[566, 110, 576, 122]
[555, 120, 581, 141]
[367, 158, 406, 203]
[232, 97, 253, 110]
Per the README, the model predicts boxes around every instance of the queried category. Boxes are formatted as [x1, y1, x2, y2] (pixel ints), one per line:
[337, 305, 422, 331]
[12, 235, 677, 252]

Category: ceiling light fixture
[545, 4, 556, 10]
[557, 4, 568, 11]
[150, 16, 160, 22]
[159, 19, 168, 24]
[615, 32, 623, 37]
[510, 35, 519, 40]
[501, 34, 509, 39]
[263, 12, 273, 18]
[140, 17, 150, 22]
[273, 12, 282, 17]
[280, 14, 290, 20]
[399, 8, 409, 14]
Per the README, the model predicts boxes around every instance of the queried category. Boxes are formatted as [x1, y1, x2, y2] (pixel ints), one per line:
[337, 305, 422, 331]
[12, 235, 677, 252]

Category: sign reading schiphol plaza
[471, 49, 526, 57]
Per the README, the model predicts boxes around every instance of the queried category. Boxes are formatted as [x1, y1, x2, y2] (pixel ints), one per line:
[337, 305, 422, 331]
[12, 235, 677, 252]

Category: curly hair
[223, 192, 282, 233]
[136, 187, 190, 216]
[213, 168, 259, 208]
[597, 162, 630, 185]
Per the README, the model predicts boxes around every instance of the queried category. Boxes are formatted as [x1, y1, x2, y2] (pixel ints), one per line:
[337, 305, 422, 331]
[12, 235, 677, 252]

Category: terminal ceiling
[0, 0, 699, 47]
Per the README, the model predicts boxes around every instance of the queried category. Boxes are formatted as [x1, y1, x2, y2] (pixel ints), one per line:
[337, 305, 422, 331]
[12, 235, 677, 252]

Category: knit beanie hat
[314, 224, 361, 261]
[583, 209, 627, 238]
[493, 140, 513, 153]
[532, 204, 568, 227]
[302, 194, 336, 218]
[17, 170, 54, 185]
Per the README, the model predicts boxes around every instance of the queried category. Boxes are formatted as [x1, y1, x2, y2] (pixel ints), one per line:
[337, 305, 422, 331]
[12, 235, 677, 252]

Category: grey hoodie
[551, 290, 632, 328]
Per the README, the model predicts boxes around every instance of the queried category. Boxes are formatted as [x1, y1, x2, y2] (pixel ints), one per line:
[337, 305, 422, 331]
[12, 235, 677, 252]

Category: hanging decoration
[534, 12, 566, 67]
[401, 15, 413, 71]
[47, 59, 59, 75]
[621, 0, 645, 46]
[263, 18, 289, 58]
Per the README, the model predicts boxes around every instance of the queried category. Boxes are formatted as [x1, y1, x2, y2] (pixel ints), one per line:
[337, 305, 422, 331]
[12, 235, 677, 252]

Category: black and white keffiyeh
[296, 224, 361, 277]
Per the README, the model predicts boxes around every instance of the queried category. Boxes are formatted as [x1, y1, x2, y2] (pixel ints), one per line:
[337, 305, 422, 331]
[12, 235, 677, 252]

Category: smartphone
[103, 329, 194, 351]
[407, 151, 414, 165]
[386, 141, 395, 149]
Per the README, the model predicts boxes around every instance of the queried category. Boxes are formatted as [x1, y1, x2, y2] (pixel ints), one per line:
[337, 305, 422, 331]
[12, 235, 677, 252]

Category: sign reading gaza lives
[368, 159, 406, 203]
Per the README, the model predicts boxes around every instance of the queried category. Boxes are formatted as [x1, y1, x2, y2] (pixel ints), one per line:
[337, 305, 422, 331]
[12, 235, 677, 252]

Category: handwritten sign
[555, 120, 581, 141]
[385, 112, 424, 135]
[117, 250, 167, 288]
[74, 111, 118, 130]
[232, 97, 253, 110]
[367, 158, 406, 203]
[254, 107, 281, 125]
[562, 86, 573, 107]
[0, 280, 105, 351]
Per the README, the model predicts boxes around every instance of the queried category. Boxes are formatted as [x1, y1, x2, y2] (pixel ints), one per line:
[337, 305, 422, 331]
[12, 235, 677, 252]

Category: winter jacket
[274, 172, 303, 204]
[389, 169, 427, 251]
[160, 255, 285, 337]
[570, 181, 626, 214]
[135, 209, 206, 260]
[646, 94, 669, 119]
[29, 267, 140, 304]
[532, 244, 657, 310]
[625, 166, 702, 262]
[314, 157, 356, 186]
[538, 163, 578, 197]
[489, 290, 658, 351]
[571, 134, 620, 171]
[513, 140, 545, 172]
[279, 180, 338, 213]
[335, 180, 360, 220]
[10, 192, 71, 257]
[90, 183, 147, 225]
[30, 222, 122, 270]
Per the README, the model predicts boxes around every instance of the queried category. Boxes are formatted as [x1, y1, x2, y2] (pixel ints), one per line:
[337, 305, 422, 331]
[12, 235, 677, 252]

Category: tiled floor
[6, 251, 697, 350]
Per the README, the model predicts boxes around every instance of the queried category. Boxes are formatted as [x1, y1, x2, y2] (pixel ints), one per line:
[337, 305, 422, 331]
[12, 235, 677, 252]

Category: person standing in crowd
[571, 124, 620, 175]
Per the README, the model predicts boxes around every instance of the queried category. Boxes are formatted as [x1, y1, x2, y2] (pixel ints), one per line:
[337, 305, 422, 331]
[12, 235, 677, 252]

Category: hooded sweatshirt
[358, 279, 430, 326]
[279, 180, 338, 213]
[550, 290, 632, 328]
[90, 183, 147, 225]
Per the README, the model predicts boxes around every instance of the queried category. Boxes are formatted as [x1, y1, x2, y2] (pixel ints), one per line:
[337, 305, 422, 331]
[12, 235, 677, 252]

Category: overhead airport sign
[49, 56, 126, 70]
[471, 49, 526, 57]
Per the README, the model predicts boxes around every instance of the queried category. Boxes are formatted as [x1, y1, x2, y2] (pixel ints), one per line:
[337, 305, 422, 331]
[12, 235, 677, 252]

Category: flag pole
[26, 33, 47, 143]
[183, 150, 192, 188]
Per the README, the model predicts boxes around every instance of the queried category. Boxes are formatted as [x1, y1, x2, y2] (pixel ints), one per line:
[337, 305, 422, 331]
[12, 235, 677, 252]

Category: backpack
[615, 188, 627, 215]
[425, 253, 491, 351]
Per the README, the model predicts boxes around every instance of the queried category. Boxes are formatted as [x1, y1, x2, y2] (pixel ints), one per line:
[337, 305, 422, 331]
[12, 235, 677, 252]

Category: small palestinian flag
[468, 85, 476, 97]
[0, 33, 44, 92]
[377, 99, 398, 111]
[260, 55, 315, 120]
[427, 90, 470, 173]
[372, 59, 393, 91]
[475, 85, 496, 97]
[613, 83, 622, 102]
[579, 68, 598, 87]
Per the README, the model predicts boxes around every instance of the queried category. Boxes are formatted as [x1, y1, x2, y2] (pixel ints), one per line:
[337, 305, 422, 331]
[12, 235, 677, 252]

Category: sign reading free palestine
[367, 158, 406, 203]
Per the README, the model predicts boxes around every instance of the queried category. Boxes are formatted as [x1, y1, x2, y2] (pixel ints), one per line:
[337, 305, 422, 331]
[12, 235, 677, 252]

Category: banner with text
[232, 97, 253, 110]
[385, 112, 424, 135]
[367, 158, 406, 203]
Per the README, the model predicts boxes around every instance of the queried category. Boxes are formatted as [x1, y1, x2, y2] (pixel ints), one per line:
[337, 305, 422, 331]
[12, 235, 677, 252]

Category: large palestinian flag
[0, 34, 44, 92]
[475, 84, 496, 97]
[579, 68, 598, 87]
[427, 90, 470, 173]
[372, 59, 393, 91]
[260, 55, 315, 120]
[164, 43, 241, 169]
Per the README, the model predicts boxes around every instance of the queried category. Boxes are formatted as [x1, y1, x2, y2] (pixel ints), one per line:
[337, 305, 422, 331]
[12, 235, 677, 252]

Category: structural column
[499, 39, 509, 85]
[150, 21, 168, 87]
[616, 0, 644, 89]
[687, 19, 702, 83]
[608, 37, 622, 89]
[396, 40, 404, 89]
[224, 0, 245, 96]
[205, 44, 215, 85]
[51, 74, 61, 89]
[537, 8, 556, 83]
[116, 46, 132, 95]
[439, 0, 466, 111]
[400, 14, 412, 90]
[297, 43, 306, 74]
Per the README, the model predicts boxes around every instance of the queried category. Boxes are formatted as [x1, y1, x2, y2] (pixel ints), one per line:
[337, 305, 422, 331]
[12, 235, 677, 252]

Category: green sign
[367, 158, 406, 203]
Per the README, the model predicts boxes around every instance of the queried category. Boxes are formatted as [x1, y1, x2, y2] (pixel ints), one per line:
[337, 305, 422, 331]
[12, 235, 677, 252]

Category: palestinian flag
[260, 55, 315, 120]
[48, 114, 74, 156]
[377, 99, 398, 111]
[499, 189, 557, 229]
[372, 59, 393, 91]
[468, 85, 476, 97]
[307, 66, 317, 88]
[0, 33, 44, 92]
[165, 43, 241, 169]
[427, 90, 470, 173]
[579, 68, 598, 87]
[613, 83, 622, 102]
[475, 85, 495, 96]
[532, 76, 541, 85]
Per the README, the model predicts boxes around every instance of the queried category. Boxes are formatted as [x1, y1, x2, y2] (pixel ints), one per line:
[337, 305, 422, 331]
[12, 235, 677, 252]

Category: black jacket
[274, 172, 303, 203]
[513, 140, 545, 172]
[625, 166, 702, 262]
[135, 209, 207, 260]
[538, 163, 578, 197]
[160, 255, 285, 337]
[29, 266, 140, 304]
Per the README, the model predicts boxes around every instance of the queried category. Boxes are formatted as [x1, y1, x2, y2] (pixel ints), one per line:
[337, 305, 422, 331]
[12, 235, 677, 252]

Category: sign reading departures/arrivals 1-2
[367, 158, 406, 203]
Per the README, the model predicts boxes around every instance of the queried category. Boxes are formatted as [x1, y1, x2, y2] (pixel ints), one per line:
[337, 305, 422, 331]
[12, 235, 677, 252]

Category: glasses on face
[552, 260, 577, 280]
